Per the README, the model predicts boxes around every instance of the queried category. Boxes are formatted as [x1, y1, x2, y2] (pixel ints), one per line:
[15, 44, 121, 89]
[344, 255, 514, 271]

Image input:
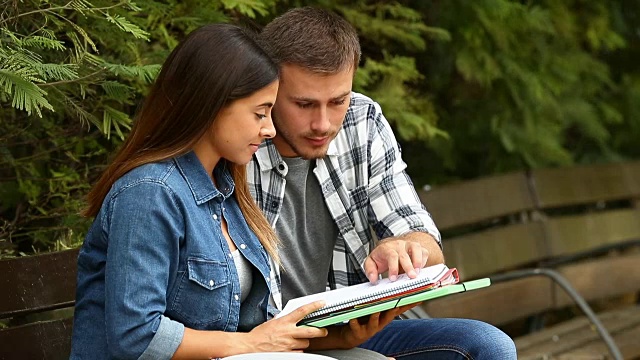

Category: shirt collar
[174, 151, 235, 205]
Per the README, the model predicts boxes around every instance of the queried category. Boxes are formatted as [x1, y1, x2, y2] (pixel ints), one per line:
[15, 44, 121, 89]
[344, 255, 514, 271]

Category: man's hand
[364, 232, 444, 283]
[338, 303, 419, 348]
[308, 303, 420, 351]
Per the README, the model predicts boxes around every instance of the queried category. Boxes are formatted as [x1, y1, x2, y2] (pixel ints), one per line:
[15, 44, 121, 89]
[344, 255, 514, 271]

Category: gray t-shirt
[276, 157, 338, 306]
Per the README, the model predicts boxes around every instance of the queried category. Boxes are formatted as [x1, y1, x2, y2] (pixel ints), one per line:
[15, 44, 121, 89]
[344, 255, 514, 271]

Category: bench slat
[444, 222, 548, 279]
[545, 208, 640, 258]
[0, 249, 79, 318]
[515, 305, 640, 359]
[0, 317, 73, 360]
[531, 161, 640, 208]
[571, 316, 640, 360]
[418, 172, 534, 231]
[555, 250, 640, 308]
[422, 276, 554, 326]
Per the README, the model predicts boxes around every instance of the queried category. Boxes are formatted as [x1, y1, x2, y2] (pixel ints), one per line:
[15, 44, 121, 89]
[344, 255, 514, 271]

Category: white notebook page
[277, 263, 449, 318]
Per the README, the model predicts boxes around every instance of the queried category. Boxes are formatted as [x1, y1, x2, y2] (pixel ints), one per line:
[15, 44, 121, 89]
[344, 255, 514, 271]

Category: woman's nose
[260, 117, 276, 138]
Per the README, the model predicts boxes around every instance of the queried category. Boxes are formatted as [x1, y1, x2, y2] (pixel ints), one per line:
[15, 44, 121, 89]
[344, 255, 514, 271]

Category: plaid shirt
[248, 92, 441, 310]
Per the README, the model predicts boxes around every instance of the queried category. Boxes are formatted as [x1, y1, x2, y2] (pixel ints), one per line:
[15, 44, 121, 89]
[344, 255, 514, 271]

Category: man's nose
[310, 107, 330, 134]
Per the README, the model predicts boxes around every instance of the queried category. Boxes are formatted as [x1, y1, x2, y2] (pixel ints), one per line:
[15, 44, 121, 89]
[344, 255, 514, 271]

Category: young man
[248, 7, 517, 359]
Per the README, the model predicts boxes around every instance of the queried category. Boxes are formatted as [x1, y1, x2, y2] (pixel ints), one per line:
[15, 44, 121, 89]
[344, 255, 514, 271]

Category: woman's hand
[240, 300, 329, 353]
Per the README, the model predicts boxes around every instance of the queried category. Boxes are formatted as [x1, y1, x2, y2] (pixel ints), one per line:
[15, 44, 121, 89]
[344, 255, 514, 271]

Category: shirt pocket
[170, 257, 232, 329]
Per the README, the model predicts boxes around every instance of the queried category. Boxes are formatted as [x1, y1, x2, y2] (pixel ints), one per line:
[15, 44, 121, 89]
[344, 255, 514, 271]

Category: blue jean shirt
[71, 152, 273, 359]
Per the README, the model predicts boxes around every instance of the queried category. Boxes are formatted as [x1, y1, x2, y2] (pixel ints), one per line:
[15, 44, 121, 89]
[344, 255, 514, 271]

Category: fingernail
[415, 267, 421, 274]
[368, 272, 378, 283]
[390, 275, 397, 281]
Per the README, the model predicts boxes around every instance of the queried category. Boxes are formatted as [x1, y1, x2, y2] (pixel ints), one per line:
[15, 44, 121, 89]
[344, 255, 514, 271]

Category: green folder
[299, 278, 491, 328]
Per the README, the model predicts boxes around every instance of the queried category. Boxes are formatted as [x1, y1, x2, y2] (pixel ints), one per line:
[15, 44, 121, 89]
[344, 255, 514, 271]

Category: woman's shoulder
[94, 160, 191, 227]
[108, 160, 184, 199]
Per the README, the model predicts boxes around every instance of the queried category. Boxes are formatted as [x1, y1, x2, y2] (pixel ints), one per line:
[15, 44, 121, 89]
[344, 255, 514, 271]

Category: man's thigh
[359, 318, 517, 360]
[311, 347, 387, 360]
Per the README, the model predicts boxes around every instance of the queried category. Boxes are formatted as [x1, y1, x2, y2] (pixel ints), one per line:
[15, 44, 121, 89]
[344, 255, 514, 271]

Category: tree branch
[38, 68, 105, 87]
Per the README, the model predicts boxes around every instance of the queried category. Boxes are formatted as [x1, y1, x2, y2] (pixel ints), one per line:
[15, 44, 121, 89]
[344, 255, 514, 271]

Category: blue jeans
[359, 319, 517, 359]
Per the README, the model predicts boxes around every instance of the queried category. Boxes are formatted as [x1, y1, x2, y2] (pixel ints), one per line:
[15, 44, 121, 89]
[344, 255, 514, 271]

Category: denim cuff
[138, 316, 185, 360]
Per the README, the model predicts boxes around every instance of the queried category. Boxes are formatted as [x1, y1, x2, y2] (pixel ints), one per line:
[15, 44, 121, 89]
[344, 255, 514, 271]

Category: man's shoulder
[341, 92, 381, 129]
[348, 92, 380, 113]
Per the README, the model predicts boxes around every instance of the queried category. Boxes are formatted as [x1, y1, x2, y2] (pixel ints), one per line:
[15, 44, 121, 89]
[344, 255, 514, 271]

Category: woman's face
[195, 80, 278, 168]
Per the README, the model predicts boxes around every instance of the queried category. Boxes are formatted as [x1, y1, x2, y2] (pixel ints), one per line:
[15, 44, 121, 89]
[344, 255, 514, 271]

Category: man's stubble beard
[273, 117, 335, 160]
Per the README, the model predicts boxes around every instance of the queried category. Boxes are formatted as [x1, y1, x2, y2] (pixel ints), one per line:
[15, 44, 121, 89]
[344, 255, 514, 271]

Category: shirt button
[213, 214, 218, 220]
[240, 244, 246, 249]
[209, 280, 214, 287]
[234, 294, 239, 301]
[228, 253, 233, 258]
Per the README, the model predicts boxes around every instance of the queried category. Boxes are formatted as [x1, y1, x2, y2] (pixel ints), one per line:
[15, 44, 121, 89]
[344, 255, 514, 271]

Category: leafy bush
[1, 0, 639, 255]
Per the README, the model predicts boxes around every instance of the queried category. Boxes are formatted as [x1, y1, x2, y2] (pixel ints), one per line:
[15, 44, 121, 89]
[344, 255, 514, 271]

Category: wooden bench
[0, 248, 79, 359]
[4, 160, 640, 359]
[417, 160, 640, 359]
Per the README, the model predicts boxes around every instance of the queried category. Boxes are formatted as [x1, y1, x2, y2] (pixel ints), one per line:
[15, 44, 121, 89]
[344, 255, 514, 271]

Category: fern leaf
[102, 105, 132, 140]
[100, 81, 133, 103]
[0, 69, 53, 117]
[221, 0, 269, 18]
[0, 28, 21, 44]
[103, 63, 160, 83]
[62, 95, 101, 129]
[38, 29, 57, 40]
[70, 0, 95, 14]
[36, 63, 78, 82]
[68, 22, 98, 53]
[21, 36, 66, 51]
[0, 51, 46, 84]
[3, 47, 44, 68]
[81, 53, 100, 66]
[104, 14, 149, 40]
[125, 1, 143, 12]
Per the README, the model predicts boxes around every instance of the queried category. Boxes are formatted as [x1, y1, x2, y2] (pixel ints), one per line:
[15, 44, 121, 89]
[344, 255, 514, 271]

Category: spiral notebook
[276, 264, 490, 327]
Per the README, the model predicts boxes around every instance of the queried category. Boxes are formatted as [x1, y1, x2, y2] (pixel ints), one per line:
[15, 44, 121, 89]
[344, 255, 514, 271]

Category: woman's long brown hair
[84, 24, 280, 261]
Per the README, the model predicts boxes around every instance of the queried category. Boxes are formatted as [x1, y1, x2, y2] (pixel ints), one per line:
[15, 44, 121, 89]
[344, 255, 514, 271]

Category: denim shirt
[71, 152, 273, 360]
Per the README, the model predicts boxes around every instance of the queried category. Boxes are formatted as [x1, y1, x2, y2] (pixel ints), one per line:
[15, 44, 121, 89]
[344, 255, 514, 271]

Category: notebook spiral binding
[304, 267, 453, 319]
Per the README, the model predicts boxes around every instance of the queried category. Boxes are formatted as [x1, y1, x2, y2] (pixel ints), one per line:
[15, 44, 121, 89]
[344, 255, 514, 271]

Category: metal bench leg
[401, 306, 432, 320]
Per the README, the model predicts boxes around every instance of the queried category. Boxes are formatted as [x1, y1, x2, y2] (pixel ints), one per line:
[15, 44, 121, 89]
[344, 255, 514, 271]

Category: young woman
[70, 24, 329, 360]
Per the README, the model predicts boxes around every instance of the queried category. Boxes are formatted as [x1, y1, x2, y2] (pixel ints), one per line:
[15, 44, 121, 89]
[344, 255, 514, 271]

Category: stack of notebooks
[276, 263, 490, 327]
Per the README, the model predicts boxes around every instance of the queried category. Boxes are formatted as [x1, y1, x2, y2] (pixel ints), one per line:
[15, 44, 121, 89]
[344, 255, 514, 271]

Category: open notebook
[276, 263, 490, 327]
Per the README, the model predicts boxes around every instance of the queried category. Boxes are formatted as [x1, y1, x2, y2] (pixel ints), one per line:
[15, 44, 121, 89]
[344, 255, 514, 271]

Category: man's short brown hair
[260, 7, 361, 74]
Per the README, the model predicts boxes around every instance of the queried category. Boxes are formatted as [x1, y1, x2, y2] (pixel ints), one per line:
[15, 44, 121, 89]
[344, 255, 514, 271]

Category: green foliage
[0, 1, 191, 255]
[0, 0, 284, 257]
[400, 0, 639, 184]
[1, 0, 639, 255]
